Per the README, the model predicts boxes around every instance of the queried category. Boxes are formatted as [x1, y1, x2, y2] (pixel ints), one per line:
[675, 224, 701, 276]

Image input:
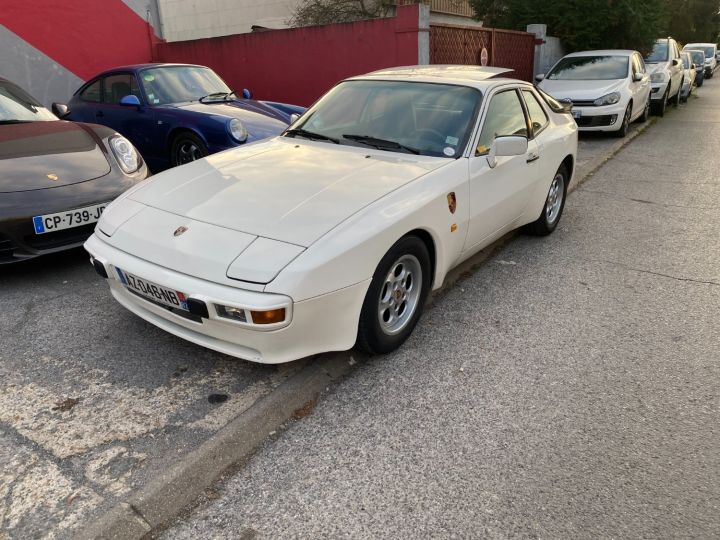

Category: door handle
[526, 153, 539, 163]
[96, 111, 104, 118]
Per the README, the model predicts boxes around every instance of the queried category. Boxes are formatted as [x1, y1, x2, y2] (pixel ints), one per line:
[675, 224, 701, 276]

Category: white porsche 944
[86, 66, 578, 364]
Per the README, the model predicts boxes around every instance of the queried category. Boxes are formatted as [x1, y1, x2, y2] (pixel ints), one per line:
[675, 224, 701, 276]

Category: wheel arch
[166, 126, 208, 153]
[402, 228, 438, 289]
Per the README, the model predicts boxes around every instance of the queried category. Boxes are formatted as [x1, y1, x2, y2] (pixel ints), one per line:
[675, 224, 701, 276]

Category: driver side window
[476, 90, 528, 156]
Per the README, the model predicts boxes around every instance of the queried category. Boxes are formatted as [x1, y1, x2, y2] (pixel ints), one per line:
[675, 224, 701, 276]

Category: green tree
[469, 0, 669, 53]
[666, 0, 720, 43]
[290, 0, 396, 26]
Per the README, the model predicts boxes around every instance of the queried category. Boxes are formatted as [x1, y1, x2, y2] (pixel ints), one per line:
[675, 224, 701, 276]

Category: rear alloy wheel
[170, 132, 209, 167]
[674, 80, 683, 106]
[356, 236, 432, 355]
[637, 97, 651, 123]
[614, 103, 632, 137]
[524, 164, 568, 236]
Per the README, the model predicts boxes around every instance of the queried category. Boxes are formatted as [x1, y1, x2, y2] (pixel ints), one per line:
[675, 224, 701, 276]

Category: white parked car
[536, 50, 651, 137]
[644, 38, 685, 115]
[680, 52, 697, 102]
[683, 42, 718, 78]
[85, 66, 578, 364]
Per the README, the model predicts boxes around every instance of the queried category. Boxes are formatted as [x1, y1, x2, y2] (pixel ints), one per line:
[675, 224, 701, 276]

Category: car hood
[644, 62, 667, 76]
[127, 137, 448, 247]
[0, 121, 110, 193]
[169, 100, 290, 138]
[539, 79, 625, 100]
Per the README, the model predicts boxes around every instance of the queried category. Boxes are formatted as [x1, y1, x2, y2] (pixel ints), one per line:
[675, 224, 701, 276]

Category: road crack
[583, 258, 720, 286]
[578, 189, 719, 210]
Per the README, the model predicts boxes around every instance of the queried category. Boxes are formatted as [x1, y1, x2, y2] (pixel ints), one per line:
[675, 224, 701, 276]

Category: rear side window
[80, 79, 101, 103]
[103, 74, 141, 104]
[476, 90, 528, 156]
[522, 90, 549, 135]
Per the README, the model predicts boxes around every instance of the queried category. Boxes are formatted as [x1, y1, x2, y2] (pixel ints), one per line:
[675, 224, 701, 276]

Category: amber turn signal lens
[250, 308, 286, 325]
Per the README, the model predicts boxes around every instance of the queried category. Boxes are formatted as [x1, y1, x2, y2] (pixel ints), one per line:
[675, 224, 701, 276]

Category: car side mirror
[487, 136, 528, 169]
[51, 102, 68, 117]
[672, 58, 680, 66]
[242, 88, 252, 99]
[289, 112, 301, 124]
[535, 73, 545, 82]
[119, 95, 141, 107]
[633, 72, 643, 82]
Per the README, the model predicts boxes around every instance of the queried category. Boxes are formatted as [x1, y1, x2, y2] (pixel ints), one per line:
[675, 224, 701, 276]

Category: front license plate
[33, 202, 108, 235]
[572, 109, 583, 119]
[116, 268, 189, 311]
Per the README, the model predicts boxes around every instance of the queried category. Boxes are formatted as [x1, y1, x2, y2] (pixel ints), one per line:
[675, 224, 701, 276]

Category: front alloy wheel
[614, 103, 632, 137]
[170, 132, 209, 167]
[357, 236, 431, 355]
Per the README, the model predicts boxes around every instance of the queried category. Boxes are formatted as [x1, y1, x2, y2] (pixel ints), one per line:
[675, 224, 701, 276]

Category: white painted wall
[527, 24, 564, 78]
[158, 0, 303, 42]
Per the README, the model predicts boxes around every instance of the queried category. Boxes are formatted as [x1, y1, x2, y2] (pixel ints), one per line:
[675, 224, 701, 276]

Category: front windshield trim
[286, 79, 483, 159]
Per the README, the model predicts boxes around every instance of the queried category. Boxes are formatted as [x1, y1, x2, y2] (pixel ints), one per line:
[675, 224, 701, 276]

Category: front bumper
[85, 233, 370, 364]
[0, 170, 146, 264]
[650, 81, 669, 101]
[571, 102, 625, 132]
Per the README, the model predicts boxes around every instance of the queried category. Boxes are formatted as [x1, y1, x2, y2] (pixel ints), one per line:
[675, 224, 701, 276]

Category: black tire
[356, 236, 432, 355]
[674, 80, 683, 106]
[697, 77, 703, 87]
[614, 103, 632, 137]
[524, 164, 568, 236]
[170, 132, 209, 167]
[652, 88, 668, 117]
[637, 96, 650, 123]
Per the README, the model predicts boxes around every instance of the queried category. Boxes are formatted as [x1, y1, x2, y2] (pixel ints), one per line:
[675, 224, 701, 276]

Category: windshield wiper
[342, 134, 420, 155]
[199, 91, 235, 103]
[285, 128, 339, 144]
[0, 119, 33, 125]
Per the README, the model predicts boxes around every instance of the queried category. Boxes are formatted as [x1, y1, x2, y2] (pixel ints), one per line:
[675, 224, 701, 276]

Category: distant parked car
[536, 49, 651, 137]
[0, 77, 148, 264]
[644, 38, 685, 115]
[679, 52, 696, 102]
[683, 43, 718, 78]
[686, 49, 706, 87]
[55, 63, 304, 171]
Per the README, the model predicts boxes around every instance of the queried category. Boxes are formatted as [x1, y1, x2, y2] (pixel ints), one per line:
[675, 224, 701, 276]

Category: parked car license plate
[116, 268, 190, 311]
[33, 202, 108, 234]
[572, 109, 583, 118]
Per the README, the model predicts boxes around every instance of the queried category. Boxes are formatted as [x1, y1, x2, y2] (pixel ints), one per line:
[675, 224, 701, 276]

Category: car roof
[565, 49, 636, 57]
[684, 42, 715, 46]
[348, 65, 526, 88]
[91, 63, 207, 78]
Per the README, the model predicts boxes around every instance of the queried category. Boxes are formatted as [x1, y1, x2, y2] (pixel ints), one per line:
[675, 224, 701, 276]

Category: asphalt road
[164, 87, 720, 539]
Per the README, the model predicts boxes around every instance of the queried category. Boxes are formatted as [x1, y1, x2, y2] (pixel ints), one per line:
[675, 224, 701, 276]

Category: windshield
[0, 80, 57, 123]
[645, 42, 668, 63]
[547, 56, 628, 80]
[689, 51, 705, 65]
[138, 66, 232, 105]
[289, 80, 481, 158]
[687, 45, 716, 58]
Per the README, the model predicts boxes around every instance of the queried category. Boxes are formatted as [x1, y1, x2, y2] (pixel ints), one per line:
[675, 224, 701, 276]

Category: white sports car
[86, 65, 578, 364]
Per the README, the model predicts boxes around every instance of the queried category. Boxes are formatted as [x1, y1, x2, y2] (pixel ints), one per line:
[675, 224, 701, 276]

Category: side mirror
[691, 63, 696, 69]
[535, 73, 545, 82]
[51, 103, 68, 117]
[632, 72, 643, 82]
[242, 88, 252, 99]
[487, 136, 528, 168]
[119, 95, 141, 107]
[289, 112, 301, 124]
[672, 58, 680, 66]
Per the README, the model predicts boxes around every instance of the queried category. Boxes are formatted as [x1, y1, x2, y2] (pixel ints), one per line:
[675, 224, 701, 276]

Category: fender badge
[47, 173, 58, 181]
[447, 192, 457, 214]
[173, 226, 188, 237]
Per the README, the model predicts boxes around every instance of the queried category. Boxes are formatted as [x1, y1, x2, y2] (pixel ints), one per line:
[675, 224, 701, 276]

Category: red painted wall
[157, 5, 423, 107]
[2, 0, 158, 80]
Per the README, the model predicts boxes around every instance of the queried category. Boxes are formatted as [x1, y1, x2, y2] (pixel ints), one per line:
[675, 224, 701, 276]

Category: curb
[80, 118, 655, 540]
